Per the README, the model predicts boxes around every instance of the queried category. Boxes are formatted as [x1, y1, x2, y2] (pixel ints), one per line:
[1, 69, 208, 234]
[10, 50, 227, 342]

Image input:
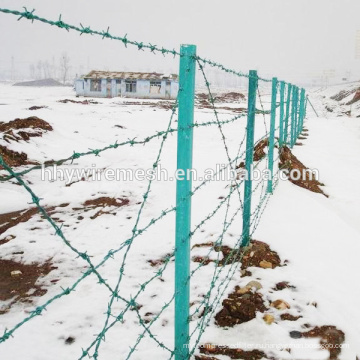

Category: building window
[150, 81, 161, 94]
[90, 79, 101, 92]
[125, 80, 137, 93]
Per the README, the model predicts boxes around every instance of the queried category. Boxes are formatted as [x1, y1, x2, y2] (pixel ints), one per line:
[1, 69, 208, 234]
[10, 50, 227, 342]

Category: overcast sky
[0, 0, 359, 85]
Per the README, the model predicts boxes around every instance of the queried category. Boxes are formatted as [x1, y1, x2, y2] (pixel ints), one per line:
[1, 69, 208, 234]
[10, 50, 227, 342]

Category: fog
[0, 0, 359, 87]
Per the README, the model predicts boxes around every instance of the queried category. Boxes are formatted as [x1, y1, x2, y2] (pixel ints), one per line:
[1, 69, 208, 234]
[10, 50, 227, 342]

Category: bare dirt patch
[280, 313, 302, 321]
[0, 197, 129, 238]
[73, 196, 130, 219]
[28, 106, 48, 111]
[0, 259, 56, 314]
[0, 203, 70, 236]
[196, 92, 245, 104]
[0, 235, 16, 246]
[58, 99, 100, 105]
[191, 240, 281, 270]
[122, 101, 174, 111]
[147, 253, 173, 267]
[273, 281, 296, 291]
[302, 326, 345, 359]
[0, 208, 39, 236]
[191, 242, 243, 267]
[196, 92, 246, 113]
[197, 344, 270, 360]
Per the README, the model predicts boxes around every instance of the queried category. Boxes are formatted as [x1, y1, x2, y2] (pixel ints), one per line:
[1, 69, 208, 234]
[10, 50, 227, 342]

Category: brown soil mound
[0, 259, 56, 314]
[236, 138, 269, 169]
[197, 344, 268, 360]
[191, 240, 281, 270]
[58, 99, 100, 105]
[191, 243, 243, 267]
[302, 326, 345, 359]
[279, 146, 327, 197]
[215, 288, 267, 327]
[253, 138, 269, 161]
[241, 240, 281, 270]
[0, 116, 53, 143]
[0, 145, 37, 169]
[0, 116, 52, 133]
[73, 196, 130, 219]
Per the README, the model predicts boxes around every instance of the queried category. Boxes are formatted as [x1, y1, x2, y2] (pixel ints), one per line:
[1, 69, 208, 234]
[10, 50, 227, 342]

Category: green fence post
[175, 44, 196, 360]
[241, 70, 258, 247]
[283, 83, 292, 146]
[290, 86, 297, 147]
[279, 81, 285, 146]
[294, 87, 300, 142]
[304, 95, 308, 120]
[267, 77, 278, 193]
[298, 88, 305, 137]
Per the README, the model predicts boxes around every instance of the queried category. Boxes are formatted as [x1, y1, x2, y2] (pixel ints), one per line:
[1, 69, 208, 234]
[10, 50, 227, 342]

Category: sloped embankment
[279, 146, 327, 197]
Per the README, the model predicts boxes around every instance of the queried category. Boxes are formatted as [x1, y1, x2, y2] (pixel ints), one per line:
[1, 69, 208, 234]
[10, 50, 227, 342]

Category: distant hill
[13, 78, 66, 87]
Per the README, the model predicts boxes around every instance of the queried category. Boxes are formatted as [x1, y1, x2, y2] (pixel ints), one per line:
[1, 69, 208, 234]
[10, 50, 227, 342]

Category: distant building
[75, 70, 179, 99]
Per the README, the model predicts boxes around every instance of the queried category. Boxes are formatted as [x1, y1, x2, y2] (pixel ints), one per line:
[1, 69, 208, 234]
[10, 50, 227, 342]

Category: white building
[75, 70, 179, 99]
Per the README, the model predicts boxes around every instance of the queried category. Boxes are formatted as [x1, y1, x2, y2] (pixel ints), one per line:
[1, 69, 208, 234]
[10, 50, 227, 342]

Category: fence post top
[180, 44, 196, 50]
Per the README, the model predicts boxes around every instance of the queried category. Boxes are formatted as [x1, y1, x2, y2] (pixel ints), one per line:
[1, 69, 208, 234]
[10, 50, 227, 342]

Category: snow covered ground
[0, 82, 359, 359]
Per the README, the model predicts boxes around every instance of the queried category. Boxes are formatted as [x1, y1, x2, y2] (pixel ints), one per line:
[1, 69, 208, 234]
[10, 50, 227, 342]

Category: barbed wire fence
[0, 7, 308, 360]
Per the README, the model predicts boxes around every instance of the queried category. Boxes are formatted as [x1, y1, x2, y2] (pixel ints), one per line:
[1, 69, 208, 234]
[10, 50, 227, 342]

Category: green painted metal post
[267, 77, 278, 193]
[283, 83, 292, 146]
[290, 86, 297, 147]
[294, 87, 300, 142]
[175, 44, 196, 360]
[298, 89, 305, 136]
[241, 70, 258, 247]
[304, 95, 308, 120]
[279, 81, 285, 146]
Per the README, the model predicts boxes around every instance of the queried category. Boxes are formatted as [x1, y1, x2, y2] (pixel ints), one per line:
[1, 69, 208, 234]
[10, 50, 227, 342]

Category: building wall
[75, 79, 85, 96]
[76, 78, 178, 99]
[82, 79, 108, 97]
